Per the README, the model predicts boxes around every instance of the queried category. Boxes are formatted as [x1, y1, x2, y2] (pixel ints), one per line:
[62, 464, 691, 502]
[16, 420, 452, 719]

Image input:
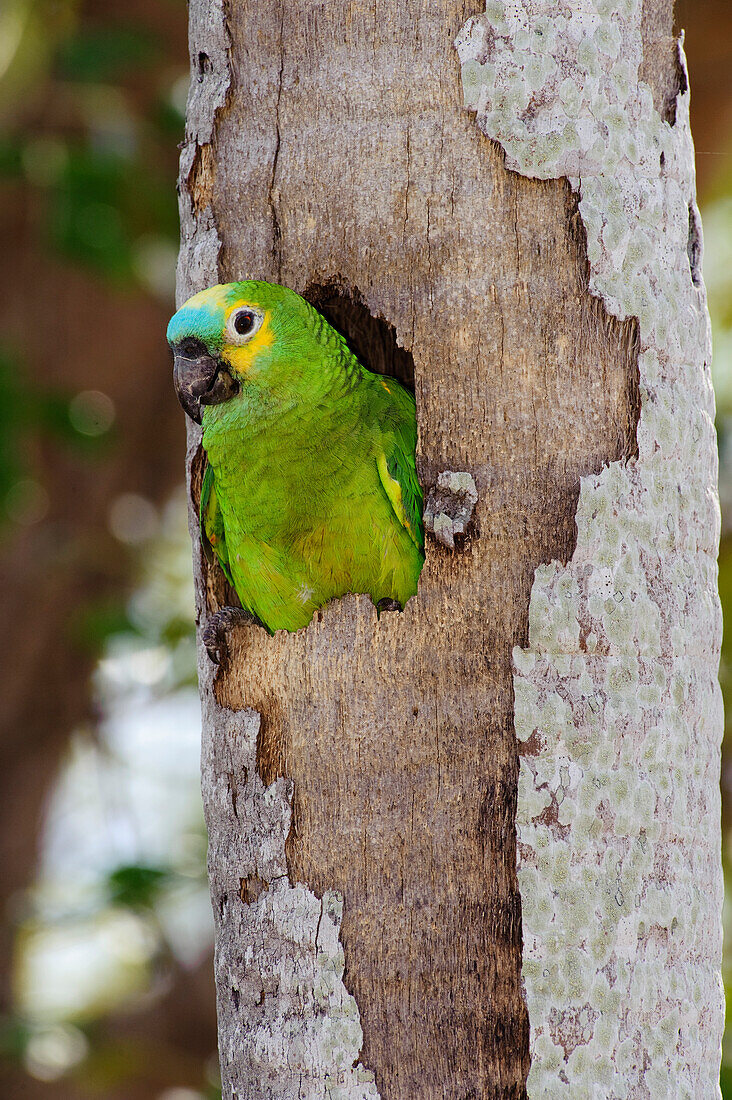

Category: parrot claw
[423, 471, 478, 550]
[202, 606, 261, 663]
[376, 598, 402, 616]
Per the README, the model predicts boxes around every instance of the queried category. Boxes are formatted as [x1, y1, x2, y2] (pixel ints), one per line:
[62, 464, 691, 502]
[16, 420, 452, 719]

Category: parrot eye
[227, 306, 264, 344]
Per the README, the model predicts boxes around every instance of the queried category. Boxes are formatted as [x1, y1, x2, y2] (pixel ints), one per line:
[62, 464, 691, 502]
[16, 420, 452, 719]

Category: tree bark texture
[176, 1, 722, 1097]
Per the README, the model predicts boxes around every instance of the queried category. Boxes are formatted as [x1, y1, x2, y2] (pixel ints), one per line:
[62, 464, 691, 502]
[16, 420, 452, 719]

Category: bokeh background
[0, 2, 730, 1097]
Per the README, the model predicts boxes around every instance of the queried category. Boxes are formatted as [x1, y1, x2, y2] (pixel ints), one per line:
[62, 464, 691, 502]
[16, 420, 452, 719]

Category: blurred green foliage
[0, 0, 185, 542]
[0, 1, 216, 1096]
[9, 489, 210, 1093]
[0, 345, 78, 476]
[0, 4, 182, 281]
[105, 865, 170, 911]
[55, 25, 159, 83]
[66, 597, 136, 655]
[0, 345, 114, 530]
[46, 144, 175, 280]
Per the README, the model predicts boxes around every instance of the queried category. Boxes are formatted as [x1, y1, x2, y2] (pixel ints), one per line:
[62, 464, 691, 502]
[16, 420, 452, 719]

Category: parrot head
[167, 281, 316, 424]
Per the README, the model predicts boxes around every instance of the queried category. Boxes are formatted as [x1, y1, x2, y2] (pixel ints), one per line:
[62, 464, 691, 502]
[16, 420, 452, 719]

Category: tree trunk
[176, 1, 723, 1096]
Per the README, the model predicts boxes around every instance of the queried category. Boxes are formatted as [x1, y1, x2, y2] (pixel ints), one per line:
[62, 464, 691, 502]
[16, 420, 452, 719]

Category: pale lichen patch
[200, 704, 379, 1099]
[457, 1, 723, 1096]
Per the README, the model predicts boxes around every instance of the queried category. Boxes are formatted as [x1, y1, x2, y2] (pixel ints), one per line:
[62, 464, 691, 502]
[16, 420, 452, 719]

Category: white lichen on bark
[457, 2, 723, 1095]
[178, 6, 379, 1097]
[199, 704, 379, 1099]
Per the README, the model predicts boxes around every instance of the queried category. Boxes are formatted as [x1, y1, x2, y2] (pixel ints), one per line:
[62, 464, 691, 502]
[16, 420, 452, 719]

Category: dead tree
[176, 0, 722, 1095]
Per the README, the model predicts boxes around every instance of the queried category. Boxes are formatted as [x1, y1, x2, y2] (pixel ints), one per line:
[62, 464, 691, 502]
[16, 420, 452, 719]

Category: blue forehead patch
[166, 286, 232, 351]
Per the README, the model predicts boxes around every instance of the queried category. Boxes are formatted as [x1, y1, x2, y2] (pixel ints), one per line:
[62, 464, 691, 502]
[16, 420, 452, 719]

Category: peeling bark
[176, 0, 721, 1097]
[457, 0, 723, 1094]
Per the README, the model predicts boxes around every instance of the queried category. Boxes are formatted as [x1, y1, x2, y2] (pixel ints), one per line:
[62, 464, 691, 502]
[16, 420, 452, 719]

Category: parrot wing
[200, 461, 235, 587]
[376, 416, 424, 552]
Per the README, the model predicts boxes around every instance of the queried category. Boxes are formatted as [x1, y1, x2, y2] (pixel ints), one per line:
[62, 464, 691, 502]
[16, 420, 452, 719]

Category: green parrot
[167, 281, 424, 643]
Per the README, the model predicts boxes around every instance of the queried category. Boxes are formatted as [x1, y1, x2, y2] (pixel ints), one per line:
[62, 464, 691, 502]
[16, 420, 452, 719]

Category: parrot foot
[424, 471, 478, 550]
[376, 597, 402, 616]
[202, 606, 262, 663]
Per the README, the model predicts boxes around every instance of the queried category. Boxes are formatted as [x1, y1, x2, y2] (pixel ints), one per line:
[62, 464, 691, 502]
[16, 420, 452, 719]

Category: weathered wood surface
[176, 0, 719, 1096]
[456, 0, 723, 1094]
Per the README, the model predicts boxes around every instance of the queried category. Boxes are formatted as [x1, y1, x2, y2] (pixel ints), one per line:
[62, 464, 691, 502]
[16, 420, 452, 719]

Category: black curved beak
[172, 340, 239, 424]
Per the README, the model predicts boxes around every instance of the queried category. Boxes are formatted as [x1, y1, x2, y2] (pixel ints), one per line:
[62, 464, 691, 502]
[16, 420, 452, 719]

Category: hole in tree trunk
[687, 203, 702, 287]
[303, 279, 416, 394]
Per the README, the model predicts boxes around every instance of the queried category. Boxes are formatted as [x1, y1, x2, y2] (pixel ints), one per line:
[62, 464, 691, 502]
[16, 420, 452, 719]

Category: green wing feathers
[200, 461, 234, 587]
[375, 386, 424, 552]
